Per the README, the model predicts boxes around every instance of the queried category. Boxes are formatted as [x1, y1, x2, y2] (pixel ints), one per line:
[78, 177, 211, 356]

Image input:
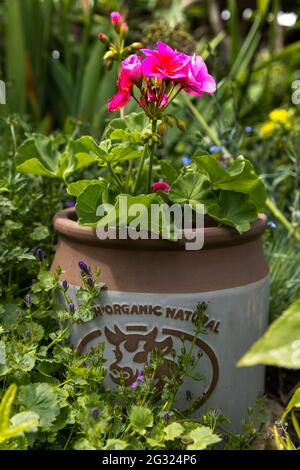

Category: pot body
[52, 208, 269, 430]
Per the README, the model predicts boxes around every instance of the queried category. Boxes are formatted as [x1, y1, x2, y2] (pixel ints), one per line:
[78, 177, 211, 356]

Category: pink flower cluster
[108, 41, 216, 114]
[110, 11, 128, 34]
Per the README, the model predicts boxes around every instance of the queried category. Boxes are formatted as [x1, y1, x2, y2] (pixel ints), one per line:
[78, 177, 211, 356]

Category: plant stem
[182, 93, 300, 241]
[181, 93, 224, 148]
[147, 119, 157, 193]
[133, 144, 148, 195]
[107, 162, 124, 192]
[266, 198, 300, 242]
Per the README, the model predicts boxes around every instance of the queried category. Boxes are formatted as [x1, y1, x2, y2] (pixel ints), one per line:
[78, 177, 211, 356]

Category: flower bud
[25, 294, 31, 305]
[110, 11, 122, 27]
[78, 261, 90, 275]
[62, 280, 68, 290]
[130, 42, 143, 50]
[69, 303, 75, 314]
[35, 248, 44, 262]
[103, 50, 115, 61]
[87, 277, 94, 288]
[98, 32, 110, 46]
[176, 119, 186, 132]
[120, 22, 128, 37]
[165, 115, 174, 127]
[159, 122, 167, 136]
[91, 407, 99, 420]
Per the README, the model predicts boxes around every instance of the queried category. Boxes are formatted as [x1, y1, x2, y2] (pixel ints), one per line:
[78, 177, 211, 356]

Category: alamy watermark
[95, 195, 204, 250]
[292, 72, 300, 105]
[0, 80, 6, 104]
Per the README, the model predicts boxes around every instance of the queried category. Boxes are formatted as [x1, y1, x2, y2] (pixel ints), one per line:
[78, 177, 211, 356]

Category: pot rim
[53, 208, 267, 250]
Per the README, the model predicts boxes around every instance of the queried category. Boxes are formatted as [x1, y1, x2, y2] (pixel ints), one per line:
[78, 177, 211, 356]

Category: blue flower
[91, 407, 99, 420]
[78, 261, 90, 275]
[62, 280, 68, 290]
[87, 277, 94, 288]
[35, 248, 44, 262]
[130, 373, 144, 389]
[25, 294, 31, 305]
[245, 126, 253, 134]
[267, 220, 277, 229]
[182, 156, 192, 166]
[209, 145, 224, 154]
[69, 303, 75, 313]
[65, 201, 75, 208]
[213, 408, 219, 417]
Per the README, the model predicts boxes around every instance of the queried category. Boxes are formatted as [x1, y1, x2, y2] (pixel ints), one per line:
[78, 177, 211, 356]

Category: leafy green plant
[0, 384, 38, 446]
[239, 298, 300, 450]
[0, 253, 225, 450]
[238, 298, 300, 369]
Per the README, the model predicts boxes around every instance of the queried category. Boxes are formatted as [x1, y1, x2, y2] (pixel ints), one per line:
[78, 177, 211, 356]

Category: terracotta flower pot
[52, 207, 269, 430]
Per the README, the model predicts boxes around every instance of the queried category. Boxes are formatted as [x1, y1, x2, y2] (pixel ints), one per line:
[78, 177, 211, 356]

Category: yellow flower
[269, 108, 290, 123]
[260, 121, 276, 136]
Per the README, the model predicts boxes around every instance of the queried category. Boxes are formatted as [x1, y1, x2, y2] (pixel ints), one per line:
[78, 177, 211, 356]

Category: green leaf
[18, 383, 60, 428]
[105, 112, 151, 143]
[76, 183, 107, 226]
[169, 172, 216, 209]
[163, 422, 184, 441]
[79, 136, 141, 166]
[160, 161, 179, 184]
[0, 341, 8, 376]
[16, 135, 97, 179]
[96, 193, 159, 231]
[5, 0, 26, 113]
[207, 191, 258, 233]
[129, 406, 153, 435]
[195, 155, 266, 211]
[104, 439, 128, 450]
[186, 426, 221, 450]
[37, 271, 57, 292]
[30, 225, 49, 241]
[67, 179, 103, 197]
[79, 136, 108, 159]
[16, 134, 60, 177]
[238, 299, 300, 368]
[282, 388, 300, 422]
[10, 411, 39, 434]
[0, 304, 18, 332]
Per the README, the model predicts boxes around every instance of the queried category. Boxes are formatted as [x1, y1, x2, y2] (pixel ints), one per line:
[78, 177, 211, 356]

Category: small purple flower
[182, 156, 192, 166]
[209, 145, 224, 154]
[267, 220, 277, 229]
[213, 408, 219, 417]
[87, 277, 94, 288]
[25, 294, 31, 305]
[78, 261, 90, 275]
[65, 200, 75, 208]
[35, 248, 44, 262]
[130, 373, 144, 389]
[25, 330, 32, 339]
[245, 126, 253, 134]
[91, 407, 99, 420]
[163, 412, 170, 422]
[69, 303, 75, 313]
[62, 280, 68, 290]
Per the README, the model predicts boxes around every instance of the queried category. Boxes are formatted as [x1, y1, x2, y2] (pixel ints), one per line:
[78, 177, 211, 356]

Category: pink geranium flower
[152, 181, 170, 192]
[141, 41, 190, 79]
[180, 54, 216, 96]
[110, 11, 122, 26]
[119, 54, 143, 88]
[107, 90, 130, 112]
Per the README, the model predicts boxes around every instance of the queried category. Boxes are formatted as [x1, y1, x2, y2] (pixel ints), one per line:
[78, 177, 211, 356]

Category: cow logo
[77, 324, 219, 411]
